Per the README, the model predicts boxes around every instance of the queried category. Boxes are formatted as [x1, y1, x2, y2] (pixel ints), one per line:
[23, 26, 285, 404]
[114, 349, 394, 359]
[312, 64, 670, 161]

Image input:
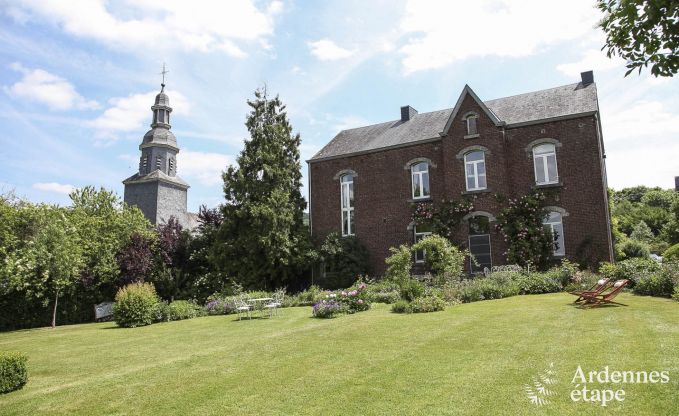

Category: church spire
[151, 65, 172, 129]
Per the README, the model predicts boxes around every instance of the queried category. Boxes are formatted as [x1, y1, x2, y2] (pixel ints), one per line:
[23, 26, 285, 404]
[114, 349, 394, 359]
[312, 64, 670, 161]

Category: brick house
[307, 72, 614, 275]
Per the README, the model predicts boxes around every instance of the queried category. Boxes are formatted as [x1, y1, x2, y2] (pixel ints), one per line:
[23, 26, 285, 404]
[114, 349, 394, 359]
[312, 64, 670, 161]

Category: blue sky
[1, 0, 678, 212]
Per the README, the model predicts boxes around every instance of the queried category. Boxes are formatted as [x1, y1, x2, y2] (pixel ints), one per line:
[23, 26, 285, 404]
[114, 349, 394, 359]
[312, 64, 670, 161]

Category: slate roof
[310, 81, 598, 161]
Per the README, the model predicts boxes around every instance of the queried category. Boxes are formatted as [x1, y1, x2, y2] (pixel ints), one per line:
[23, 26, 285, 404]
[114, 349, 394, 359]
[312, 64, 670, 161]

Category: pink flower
[358, 299, 364, 304]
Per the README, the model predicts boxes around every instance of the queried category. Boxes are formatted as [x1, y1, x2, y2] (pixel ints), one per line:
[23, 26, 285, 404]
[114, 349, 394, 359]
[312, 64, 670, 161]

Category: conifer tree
[213, 88, 309, 289]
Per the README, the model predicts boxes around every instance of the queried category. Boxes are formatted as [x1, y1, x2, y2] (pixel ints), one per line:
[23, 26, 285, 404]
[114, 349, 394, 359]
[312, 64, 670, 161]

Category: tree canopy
[598, 0, 679, 77]
[213, 88, 310, 289]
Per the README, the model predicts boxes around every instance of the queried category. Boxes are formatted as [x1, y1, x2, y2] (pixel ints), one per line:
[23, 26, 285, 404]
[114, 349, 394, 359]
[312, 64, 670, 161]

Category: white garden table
[247, 298, 274, 318]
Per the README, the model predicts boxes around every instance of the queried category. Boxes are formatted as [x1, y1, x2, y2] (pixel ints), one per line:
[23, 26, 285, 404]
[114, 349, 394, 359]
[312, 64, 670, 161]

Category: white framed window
[464, 150, 487, 191]
[533, 143, 558, 185]
[414, 223, 432, 263]
[468, 216, 492, 272]
[411, 162, 430, 199]
[340, 174, 354, 236]
[543, 211, 565, 256]
[465, 115, 478, 135]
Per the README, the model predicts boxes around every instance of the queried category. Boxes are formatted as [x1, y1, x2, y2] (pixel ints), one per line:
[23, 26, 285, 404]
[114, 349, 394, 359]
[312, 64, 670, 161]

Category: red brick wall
[309, 95, 613, 275]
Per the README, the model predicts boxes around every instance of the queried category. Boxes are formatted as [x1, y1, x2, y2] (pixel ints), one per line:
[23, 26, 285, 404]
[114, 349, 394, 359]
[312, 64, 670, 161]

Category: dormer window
[465, 114, 478, 136]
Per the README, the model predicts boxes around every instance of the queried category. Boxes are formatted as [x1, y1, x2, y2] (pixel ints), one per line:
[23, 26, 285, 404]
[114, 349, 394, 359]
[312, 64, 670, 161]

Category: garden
[1, 291, 679, 415]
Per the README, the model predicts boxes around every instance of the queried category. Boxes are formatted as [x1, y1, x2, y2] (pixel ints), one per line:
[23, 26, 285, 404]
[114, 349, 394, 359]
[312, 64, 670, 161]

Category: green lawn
[1, 293, 678, 415]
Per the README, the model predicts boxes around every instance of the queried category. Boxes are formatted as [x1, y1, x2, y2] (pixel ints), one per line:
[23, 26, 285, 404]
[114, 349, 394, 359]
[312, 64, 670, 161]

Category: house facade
[308, 71, 614, 275]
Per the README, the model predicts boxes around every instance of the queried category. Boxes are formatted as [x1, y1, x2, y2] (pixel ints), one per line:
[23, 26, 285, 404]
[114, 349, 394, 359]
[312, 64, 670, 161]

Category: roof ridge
[484, 82, 584, 103]
[337, 107, 453, 133]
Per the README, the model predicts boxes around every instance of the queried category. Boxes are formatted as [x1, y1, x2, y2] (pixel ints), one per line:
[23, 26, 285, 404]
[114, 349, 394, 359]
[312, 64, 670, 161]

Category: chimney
[675, 176, 679, 192]
[401, 105, 418, 122]
[581, 70, 594, 86]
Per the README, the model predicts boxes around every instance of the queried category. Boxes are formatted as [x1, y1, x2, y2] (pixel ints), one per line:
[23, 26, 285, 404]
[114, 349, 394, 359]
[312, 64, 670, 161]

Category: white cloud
[9, 0, 283, 58]
[308, 39, 356, 61]
[177, 150, 232, 186]
[4, 63, 99, 110]
[557, 49, 624, 77]
[398, 0, 598, 73]
[601, 98, 679, 190]
[88, 89, 190, 140]
[32, 182, 75, 194]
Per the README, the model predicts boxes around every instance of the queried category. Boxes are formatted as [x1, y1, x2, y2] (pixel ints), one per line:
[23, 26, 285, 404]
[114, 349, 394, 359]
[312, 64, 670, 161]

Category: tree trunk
[51, 289, 59, 329]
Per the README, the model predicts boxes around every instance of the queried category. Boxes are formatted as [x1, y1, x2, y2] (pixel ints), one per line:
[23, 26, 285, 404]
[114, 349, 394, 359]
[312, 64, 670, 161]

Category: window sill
[408, 197, 432, 203]
[464, 133, 480, 139]
[533, 181, 563, 189]
[461, 189, 491, 195]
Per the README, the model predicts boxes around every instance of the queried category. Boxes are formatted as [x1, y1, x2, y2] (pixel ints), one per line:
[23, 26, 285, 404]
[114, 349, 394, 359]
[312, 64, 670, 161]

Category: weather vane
[160, 63, 169, 90]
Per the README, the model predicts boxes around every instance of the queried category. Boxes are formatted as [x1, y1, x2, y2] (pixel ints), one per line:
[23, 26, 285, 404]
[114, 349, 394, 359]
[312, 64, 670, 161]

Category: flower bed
[311, 284, 371, 318]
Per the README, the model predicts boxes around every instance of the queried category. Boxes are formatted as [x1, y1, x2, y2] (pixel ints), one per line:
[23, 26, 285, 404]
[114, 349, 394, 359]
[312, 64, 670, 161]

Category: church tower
[123, 79, 192, 228]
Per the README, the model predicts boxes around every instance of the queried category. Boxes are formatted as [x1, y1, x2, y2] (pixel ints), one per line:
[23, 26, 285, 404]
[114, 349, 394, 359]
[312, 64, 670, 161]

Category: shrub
[315, 232, 370, 289]
[564, 270, 601, 293]
[411, 234, 467, 283]
[154, 301, 172, 322]
[673, 286, 679, 302]
[364, 280, 401, 303]
[551, 259, 580, 287]
[312, 300, 343, 318]
[633, 273, 674, 297]
[167, 300, 206, 321]
[515, 273, 562, 294]
[391, 300, 412, 314]
[400, 279, 425, 302]
[372, 291, 400, 304]
[287, 285, 322, 307]
[336, 285, 371, 313]
[600, 258, 661, 287]
[663, 243, 679, 261]
[112, 282, 160, 328]
[410, 296, 446, 313]
[384, 244, 413, 284]
[619, 239, 651, 259]
[0, 352, 28, 394]
[448, 277, 520, 303]
[204, 297, 236, 315]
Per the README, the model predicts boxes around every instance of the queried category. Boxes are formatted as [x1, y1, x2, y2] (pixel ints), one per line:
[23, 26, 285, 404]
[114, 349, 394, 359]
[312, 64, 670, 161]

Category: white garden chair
[235, 295, 253, 320]
[264, 291, 284, 317]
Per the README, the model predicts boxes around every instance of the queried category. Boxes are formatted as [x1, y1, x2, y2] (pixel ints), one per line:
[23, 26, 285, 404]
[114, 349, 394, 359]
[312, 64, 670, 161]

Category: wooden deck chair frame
[580, 279, 629, 307]
[570, 278, 611, 303]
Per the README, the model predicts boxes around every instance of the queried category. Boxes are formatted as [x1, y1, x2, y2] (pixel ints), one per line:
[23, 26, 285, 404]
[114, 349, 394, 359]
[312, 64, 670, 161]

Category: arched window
[411, 162, 430, 199]
[414, 223, 432, 263]
[464, 150, 486, 191]
[543, 211, 565, 256]
[468, 215, 492, 272]
[464, 114, 478, 135]
[340, 174, 354, 236]
[533, 143, 558, 185]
